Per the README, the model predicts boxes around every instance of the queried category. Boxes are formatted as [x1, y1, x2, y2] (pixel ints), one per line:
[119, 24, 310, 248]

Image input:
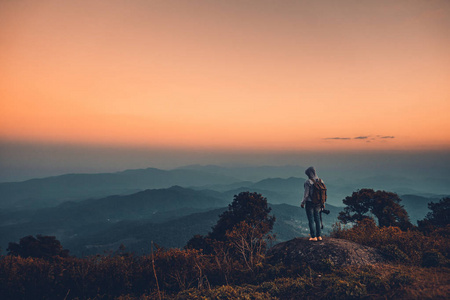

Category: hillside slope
[63, 202, 340, 256]
[0, 186, 230, 254]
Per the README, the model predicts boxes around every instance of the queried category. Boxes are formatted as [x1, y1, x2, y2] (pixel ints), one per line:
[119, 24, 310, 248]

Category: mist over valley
[0, 164, 447, 256]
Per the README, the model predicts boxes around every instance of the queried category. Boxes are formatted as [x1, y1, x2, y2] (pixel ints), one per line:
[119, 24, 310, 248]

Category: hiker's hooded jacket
[301, 166, 324, 207]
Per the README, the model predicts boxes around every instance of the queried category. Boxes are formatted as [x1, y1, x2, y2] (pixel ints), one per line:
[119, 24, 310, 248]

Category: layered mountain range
[0, 165, 446, 256]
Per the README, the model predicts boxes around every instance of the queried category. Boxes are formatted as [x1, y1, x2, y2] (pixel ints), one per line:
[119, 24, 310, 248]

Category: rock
[267, 237, 385, 268]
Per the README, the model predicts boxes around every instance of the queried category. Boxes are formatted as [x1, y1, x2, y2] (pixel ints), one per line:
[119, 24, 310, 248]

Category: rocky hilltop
[268, 237, 385, 268]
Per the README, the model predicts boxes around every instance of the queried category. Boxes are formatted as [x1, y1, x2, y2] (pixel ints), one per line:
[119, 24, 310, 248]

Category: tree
[209, 192, 275, 241]
[186, 192, 275, 254]
[7, 235, 70, 259]
[418, 197, 450, 232]
[338, 189, 412, 230]
[226, 220, 275, 272]
[185, 234, 211, 252]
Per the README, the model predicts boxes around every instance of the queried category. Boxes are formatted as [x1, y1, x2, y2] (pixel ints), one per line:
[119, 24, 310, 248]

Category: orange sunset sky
[1, 0, 450, 153]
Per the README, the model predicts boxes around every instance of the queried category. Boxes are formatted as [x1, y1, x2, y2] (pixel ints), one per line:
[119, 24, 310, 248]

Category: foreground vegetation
[1, 193, 449, 299]
[1, 244, 449, 299]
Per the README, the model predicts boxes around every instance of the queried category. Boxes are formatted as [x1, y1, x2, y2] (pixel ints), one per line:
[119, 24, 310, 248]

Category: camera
[321, 209, 330, 215]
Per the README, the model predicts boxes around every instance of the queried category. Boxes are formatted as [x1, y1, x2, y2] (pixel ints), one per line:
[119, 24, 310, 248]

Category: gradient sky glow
[1, 0, 450, 158]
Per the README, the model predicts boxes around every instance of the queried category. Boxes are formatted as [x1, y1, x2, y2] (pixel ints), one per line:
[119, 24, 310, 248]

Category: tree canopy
[186, 192, 275, 258]
[7, 235, 70, 259]
[208, 191, 275, 241]
[418, 197, 450, 232]
[338, 189, 412, 230]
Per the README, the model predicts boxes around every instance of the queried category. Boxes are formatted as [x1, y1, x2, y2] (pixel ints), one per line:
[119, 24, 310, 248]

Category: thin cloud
[324, 137, 351, 140]
[324, 135, 396, 141]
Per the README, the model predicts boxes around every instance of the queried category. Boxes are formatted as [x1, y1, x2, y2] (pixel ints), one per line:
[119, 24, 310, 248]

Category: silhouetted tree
[418, 197, 450, 233]
[338, 189, 412, 230]
[186, 192, 275, 254]
[209, 192, 275, 241]
[185, 234, 211, 251]
[7, 234, 69, 259]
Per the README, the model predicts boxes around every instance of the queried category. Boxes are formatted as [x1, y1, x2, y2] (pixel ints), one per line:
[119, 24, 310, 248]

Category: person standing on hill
[301, 166, 327, 241]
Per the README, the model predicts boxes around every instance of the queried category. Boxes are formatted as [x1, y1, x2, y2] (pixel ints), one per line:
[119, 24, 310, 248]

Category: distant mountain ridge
[179, 165, 450, 197]
[2, 164, 448, 210]
[0, 167, 239, 209]
[0, 183, 444, 257]
[176, 164, 305, 181]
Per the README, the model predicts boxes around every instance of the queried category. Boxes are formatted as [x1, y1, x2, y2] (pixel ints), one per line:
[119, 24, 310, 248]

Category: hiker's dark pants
[305, 202, 321, 238]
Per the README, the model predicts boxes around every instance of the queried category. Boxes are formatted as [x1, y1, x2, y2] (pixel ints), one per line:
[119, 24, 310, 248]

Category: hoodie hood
[305, 166, 318, 180]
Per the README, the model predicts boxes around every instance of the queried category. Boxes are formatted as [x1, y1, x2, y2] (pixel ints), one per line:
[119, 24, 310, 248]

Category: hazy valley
[0, 165, 446, 256]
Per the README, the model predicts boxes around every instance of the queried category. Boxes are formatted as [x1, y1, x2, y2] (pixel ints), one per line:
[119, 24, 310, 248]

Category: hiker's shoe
[309, 237, 318, 241]
[318, 236, 323, 241]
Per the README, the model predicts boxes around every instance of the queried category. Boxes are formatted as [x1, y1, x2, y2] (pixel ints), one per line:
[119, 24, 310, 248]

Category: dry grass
[371, 264, 450, 299]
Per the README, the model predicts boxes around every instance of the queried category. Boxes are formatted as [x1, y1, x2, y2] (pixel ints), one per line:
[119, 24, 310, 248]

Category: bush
[7, 235, 69, 260]
[380, 244, 410, 263]
[320, 277, 367, 299]
[255, 277, 312, 298]
[316, 258, 336, 272]
[331, 218, 450, 265]
[422, 250, 444, 268]
[153, 248, 208, 292]
[2, 253, 449, 300]
[364, 275, 390, 294]
[336, 265, 391, 294]
[175, 285, 274, 299]
[389, 271, 415, 288]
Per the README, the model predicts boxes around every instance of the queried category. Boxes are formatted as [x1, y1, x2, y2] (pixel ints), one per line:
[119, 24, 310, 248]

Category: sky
[1, 0, 450, 181]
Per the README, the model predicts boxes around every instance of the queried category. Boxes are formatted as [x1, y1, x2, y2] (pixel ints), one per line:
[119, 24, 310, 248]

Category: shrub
[363, 275, 390, 294]
[2, 253, 449, 300]
[320, 277, 368, 299]
[331, 218, 450, 265]
[153, 248, 207, 292]
[316, 258, 336, 272]
[422, 250, 444, 268]
[7, 235, 69, 260]
[255, 277, 312, 298]
[336, 266, 390, 294]
[380, 244, 410, 263]
[389, 271, 415, 288]
[175, 285, 274, 300]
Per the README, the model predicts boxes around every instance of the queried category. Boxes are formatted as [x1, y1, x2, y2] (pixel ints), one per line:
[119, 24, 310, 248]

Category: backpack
[310, 179, 327, 206]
